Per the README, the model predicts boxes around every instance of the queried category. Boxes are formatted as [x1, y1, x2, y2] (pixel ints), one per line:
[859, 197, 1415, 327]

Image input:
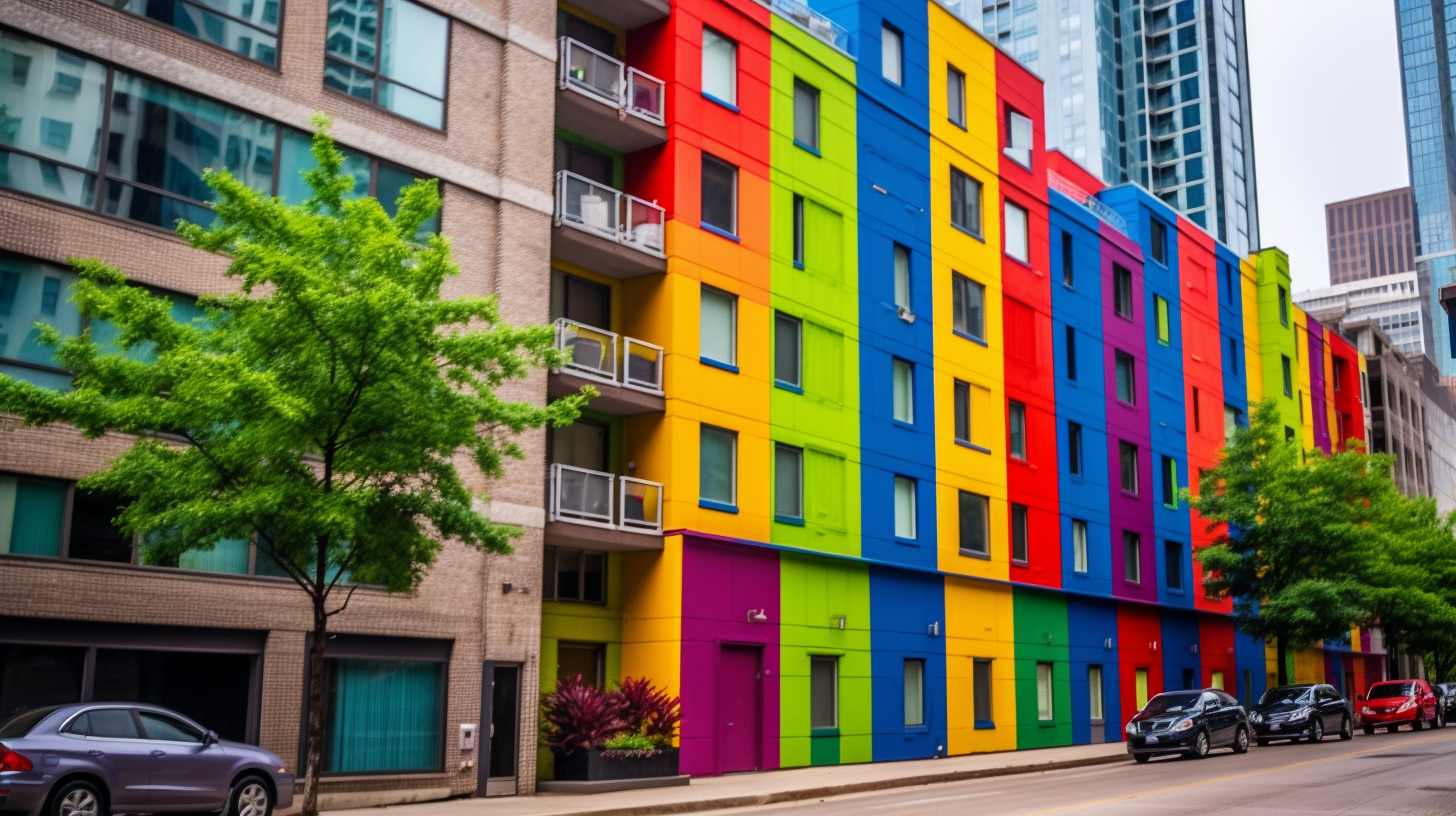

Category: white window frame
[699, 424, 738, 507]
[892, 358, 914, 423]
[894, 475, 917, 540]
[700, 285, 737, 367]
[1005, 199, 1029, 263]
[881, 23, 903, 85]
[702, 27, 738, 106]
[1004, 109, 1034, 167]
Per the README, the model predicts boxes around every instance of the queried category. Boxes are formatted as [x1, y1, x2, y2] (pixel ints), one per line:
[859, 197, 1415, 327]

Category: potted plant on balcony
[543, 675, 682, 782]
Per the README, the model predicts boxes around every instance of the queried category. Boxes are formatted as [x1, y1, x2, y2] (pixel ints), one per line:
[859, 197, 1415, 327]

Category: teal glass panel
[277, 128, 370, 206]
[0, 254, 82, 375]
[1, 476, 67, 556]
[375, 162, 439, 237]
[325, 659, 442, 772]
[178, 537, 250, 574]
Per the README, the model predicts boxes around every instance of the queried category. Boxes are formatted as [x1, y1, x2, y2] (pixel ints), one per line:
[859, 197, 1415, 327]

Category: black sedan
[1126, 689, 1251, 763]
[1250, 683, 1354, 745]
[1437, 683, 1456, 721]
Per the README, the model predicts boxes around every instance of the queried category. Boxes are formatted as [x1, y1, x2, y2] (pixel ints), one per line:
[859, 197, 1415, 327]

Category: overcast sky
[1245, 0, 1410, 293]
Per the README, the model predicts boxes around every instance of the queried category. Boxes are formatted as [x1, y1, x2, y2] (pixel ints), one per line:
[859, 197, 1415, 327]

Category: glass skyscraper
[943, 0, 1259, 256]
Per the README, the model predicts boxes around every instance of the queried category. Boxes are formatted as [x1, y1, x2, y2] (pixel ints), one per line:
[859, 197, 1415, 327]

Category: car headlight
[1398, 699, 1417, 712]
[1289, 706, 1312, 720]
[1362, 707, 1375, 715]
[1251, 713, 1263, 723]
[1126, 722, 1138, 735]
[1172, 718, 1195, 731]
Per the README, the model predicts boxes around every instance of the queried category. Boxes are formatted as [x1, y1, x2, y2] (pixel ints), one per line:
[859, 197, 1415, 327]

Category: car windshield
[1368, 683, 1416, 699]
[0, 706, 63, 739]
[1258, 687, 1313, 706]
[1141, 692, 1203, 716]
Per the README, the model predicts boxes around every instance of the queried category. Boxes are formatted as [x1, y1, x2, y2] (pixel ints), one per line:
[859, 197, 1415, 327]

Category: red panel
[1198, 614, 1237, 689]
[1117, 603, 1165, 732]
[1046, 149, 1103, 193]
[1326, 330, 1366, 451]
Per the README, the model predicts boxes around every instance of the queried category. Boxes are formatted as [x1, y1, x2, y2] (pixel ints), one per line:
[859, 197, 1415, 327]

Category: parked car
[1436, 683, 1456, 722]
[1126, 688, 1251, 763]
[1249, 683, 1353, 745]
[0, 703, 292, 816]
[1358, 679, 1444, 734]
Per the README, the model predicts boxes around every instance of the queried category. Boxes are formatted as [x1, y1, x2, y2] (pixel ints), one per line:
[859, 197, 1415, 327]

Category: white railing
[554, 170, 666, 258]
[1048, 170, 1129, 235]
[559, 38, 667, 126]
[554, 318, 664, 395]
[549, 463, 663, 535]
[762, 0, 850, 52]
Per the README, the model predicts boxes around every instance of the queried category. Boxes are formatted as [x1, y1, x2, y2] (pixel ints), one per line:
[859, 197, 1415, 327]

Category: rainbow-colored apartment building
[542, 0, 1381, 777]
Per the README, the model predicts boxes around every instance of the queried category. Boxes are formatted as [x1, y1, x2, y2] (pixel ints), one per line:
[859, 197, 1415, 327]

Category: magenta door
[718, 646, 762, 773]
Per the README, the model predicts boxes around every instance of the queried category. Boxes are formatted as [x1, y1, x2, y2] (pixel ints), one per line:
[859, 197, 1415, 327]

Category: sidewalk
[328, 742, 1130, 816]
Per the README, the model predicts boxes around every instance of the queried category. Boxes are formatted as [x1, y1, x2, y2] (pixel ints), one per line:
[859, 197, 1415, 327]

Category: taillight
[0, 744, 32, 773]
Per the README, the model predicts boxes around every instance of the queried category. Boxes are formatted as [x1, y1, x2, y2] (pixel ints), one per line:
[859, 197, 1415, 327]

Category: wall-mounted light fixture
[502, 583, 529, 595]
[1104, 638, 1114, 649]
[747, 609, 768, 623]
[928, 621, 941, 637]
[834, 616, 847, 630]
[1191, 644, 1200, 655]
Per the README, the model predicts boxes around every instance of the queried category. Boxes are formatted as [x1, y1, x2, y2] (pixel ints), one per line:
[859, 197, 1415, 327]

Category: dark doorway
[718, 645, 762, 774]
[485, 664, 519, 796]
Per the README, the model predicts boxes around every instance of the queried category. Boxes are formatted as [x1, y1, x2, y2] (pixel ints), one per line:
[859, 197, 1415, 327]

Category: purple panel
[1306, 318, 1331, 454]
[679, 535, 781, 776]
[1101, 223, 1157, 604]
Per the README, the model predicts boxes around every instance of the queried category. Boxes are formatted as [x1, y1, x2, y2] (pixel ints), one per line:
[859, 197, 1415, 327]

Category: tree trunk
[301, 597, 329, 816]
[1276, 637, 1289, 686]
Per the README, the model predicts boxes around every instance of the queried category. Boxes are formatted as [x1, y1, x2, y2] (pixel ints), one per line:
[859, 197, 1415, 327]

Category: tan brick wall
[0, 0, 557, 801]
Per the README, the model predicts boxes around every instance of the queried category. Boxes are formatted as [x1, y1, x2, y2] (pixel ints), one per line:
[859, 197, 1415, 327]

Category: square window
[1011, 503, 1029, 564]
[1004, 199, 1029, 262]
[701, 154, 738, 235]
[811, 655, 838, 729]
[1005, 109, 1033, 167]
[1120, 441, 1139, 494]
[947, 65, 966, 127]
[894, 475, 916, 539]
[700, 425, 737, 507]
[775, 312, 802, 387]
[959, 490, 989, 555]
[894, 244, 912, 309]
[881, 23, 903, 85]
[775, 444, 803, 520]
[702, 28, 737, 106]
[794, 79, 819, 149]
[952, 272, 985, 340]
[954, 379, 971, 444]
[951, 167, 983, 237]
[1008, 400, 1027, 460]
[1165, 540, 1183, 591]
[1115, 351, 1137, 404]
[1072, 519, 1088, 574]
[1036, 662, 1054, 721]
[1123, 531, 1142, 583]
[904, 659, 925, 727]
[1068, 421, 1083, 476]
[544, 546, 607, 604]
[892, 358, 914, 423]
[701, 286, 737, 366]
[1114, 264, 1134, 317]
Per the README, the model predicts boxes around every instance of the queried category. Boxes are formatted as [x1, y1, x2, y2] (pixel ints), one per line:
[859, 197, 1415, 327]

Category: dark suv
[1250, 684, 1353, 745]
[1126, 689, 1251, 763]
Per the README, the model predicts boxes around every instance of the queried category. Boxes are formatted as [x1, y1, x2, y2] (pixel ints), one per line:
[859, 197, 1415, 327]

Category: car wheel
[1256, 737, 1270, 747]
[1232, 727, 1250, 754]
[1133, 753, 1151, 764]
[1340, 715, 1353, 741]
[49, 780, 105, 816]
[1436, 708, 1446, 729]
[1186, 730, 1210, 759]
[1363, 724, 1375, 735]
[1309, 718, 1324, 743]
[225, 776, 273, 816]
[1413, 716, 1425, 731]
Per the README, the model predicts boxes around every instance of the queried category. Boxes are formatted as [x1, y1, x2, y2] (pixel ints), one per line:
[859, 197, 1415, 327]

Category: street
[711, 729, 1456, 815]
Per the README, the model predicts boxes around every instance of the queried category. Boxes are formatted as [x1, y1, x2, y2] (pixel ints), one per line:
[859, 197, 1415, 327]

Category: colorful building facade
[540, 0, 1379, 779]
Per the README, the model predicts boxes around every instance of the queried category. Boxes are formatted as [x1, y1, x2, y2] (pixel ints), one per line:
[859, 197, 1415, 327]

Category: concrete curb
[533, 752, 1130, 816]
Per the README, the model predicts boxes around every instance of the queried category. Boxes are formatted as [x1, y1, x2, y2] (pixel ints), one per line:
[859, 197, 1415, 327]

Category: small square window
[1008, 400, 1027, 460]
[1004, 109, 1033, 167]
[952, 273, 985, 340]
[1005, 199, 1029, 262]
[701, 153, 738, 236]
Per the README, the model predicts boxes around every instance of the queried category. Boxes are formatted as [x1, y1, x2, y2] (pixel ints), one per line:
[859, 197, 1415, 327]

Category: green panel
[1254, 250, 1301, 434]
[768, 16, 862, 558]
[1012, 589, 1073, 750]
[780, 553, 872, 767]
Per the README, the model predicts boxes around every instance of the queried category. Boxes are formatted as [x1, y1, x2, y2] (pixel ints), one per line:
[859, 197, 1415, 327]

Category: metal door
[718, 646, 762, 774]
[484, 664, 520, 796]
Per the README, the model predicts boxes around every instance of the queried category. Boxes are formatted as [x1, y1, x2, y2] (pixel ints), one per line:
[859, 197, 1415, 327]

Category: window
[1192, 388, 1201, 433]
[792, 195, 805, 267]
[959, 490, 989, 555]
[139, 711, 203, 743]
[701, 154, 738, 236]
[1004, 200, 1029, 262]
[1124, 531, 1142, 583]
[973, 658, 994, 727]
[1161, 456, 1178, 508]
[1119, 441, 1139, 494]
[954, 380, 972, 444]
[1223, 404, 1240, 438]
[1165, 540, 1183, 591]
[1065, 326, 1077, 381]
[904, 659, 926, 727]
[952, 273, 985, 340]
[793, 80, 819, 150]
[775, 444, 804, 522]
[1135, 667, 1150, 709]
[892, 359, 914, 423]
[0, 474, 67, 557]
[324, 658, 444, 772]
[811, 656, 838, 729]
[700, 425, 737, 508]
[1227, 337, 1239, 375]
[1149, 219, 1168, 265]
[107, 0, 281, 65]
[894, 476, 917, 539]
[947, 65, 966, 127]
[1278, 285, 1289, 327]
[775, 312, 802, 387]
[1005, 110, 1034, 167]
[279, 129, 440, 233]
[1061, 230, 1074, 286]
[69, 488, 132, 564]
[1115, 351, 1136, 404]
[1072, 520, 1088, 574]
[950, 168, 984, 238]
[700, 286, 737, 367]
[893, 244, 912, 309]
[1008, 400, 1027, 460]
[543, 547, 606, 603]
[702, 28, 737, 106]
[1068, 422, 1083, 476]
[324, 0, 449, 128]
[1154, 295, 1170, 344]
[1036, 663, 1054, 721]
[1011, 504, 1029, 564]
[1114, 264, 1134, 318]
[1281, 355, 1293, 397]
[881, 23, 903, 85]
[557, 642, 604, 688]
[1088, 665, 1105, 721]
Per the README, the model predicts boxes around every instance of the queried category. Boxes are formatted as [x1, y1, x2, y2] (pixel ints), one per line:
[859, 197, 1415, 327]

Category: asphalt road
[714, 727, 1456, 815]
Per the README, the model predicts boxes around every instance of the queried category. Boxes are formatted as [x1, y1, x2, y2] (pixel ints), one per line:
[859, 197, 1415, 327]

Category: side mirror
[203, 730, 219, 747]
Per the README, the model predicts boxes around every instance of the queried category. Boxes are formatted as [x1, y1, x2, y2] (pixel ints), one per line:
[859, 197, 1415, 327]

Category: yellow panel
[945, 578, 1018, 754]
[621, 537, 684, 706]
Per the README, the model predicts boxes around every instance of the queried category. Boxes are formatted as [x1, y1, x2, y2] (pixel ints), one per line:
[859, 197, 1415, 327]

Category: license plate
[1270, 723, 1280, 731]
[1146, 736, 1158, 744]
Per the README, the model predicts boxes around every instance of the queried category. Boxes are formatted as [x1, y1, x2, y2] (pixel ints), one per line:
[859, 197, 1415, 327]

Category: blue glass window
[100, 0, 282, 66]
[324, 0, 449, 128]
[1183, 131, 1202, 155]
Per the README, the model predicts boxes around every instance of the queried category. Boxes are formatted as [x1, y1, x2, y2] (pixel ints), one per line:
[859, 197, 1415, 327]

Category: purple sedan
[0, 704, 293, 816]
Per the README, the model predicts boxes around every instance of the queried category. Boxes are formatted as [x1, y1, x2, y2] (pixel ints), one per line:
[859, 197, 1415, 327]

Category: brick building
[0, 0, 555, 803]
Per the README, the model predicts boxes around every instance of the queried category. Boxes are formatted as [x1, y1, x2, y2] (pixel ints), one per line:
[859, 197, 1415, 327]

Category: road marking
[866, 791, 1004, 809]
[1026, 732, 1456, 815]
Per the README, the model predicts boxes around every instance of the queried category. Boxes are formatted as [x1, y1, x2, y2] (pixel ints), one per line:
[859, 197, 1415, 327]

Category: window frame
[1115, 351, 1137, 405]
[1088, 665, 1105, 722]
[1154, 295, 1170, 345]
[1067, 421, 1083, 476]
[1004, 198, 1030, 263]
[701, 27, 739, 108]
[947, 64, 966, 128]
[1008, 400, 1027, 461]
[1036, 662, 1054, 721]
[953, 379, 972, 445]
[774, 443, 805, 523]
[774, 311, 803, 389]
[700, 153, 740, 238]
[1113, 264, 1134, 318]
[320, 650, 448, 775]
[950, 167, 984, 238]
[973, 657, 994, 728]
[1161, 455, 1178, 509]
[1011, 503, 1029, 565]
[958, 489, 990, 557]
[810, 654, 839, 730]
[880, 22, 904, 86]
[1072, 519, 1088, 574]
[1164, 539, 1184, 592]
[893, 244, 912, 310]
[792, 194, 805, 268]
[903, 658, 926, 728]
[700, 284, 738, 369]
[542, 546, 608, 605]
[107, 0, 283, 67]
[893, 475, 917, 540]
[1061, 229, 1074, 287]
[1149, 218, 1168, 265]
[1004, 108, 1034, 168]
[1064, 325, 1077, 381]
[892, 358, 915, 424]
[1281, 355, 1294, 398]
[793, 79, 820, 152]
[1123, 531, 1142, 584]
[952, 272, 986, 341]
[698, 424, 738, 511]
[323, 0, 451, 130]
[1119, 441, 1139, 495]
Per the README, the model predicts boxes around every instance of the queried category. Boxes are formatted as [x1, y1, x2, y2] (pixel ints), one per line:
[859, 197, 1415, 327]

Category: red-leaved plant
[617, 676, 682, 748]
[540, 676, 626, 756]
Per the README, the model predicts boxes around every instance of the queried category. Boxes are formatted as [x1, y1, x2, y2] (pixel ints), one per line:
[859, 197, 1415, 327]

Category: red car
[1359, 679, 1445, 734]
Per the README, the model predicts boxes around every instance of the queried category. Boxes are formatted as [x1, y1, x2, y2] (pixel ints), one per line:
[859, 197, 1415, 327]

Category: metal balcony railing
[761, 0, 850, 51]
[559, 37, 667, 126]
[554, 170, 666, 257]
[549, 463, 663, 534]
[554, 318, 664, 395]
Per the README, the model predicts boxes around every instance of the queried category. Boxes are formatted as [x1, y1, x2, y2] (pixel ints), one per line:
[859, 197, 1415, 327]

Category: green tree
[0, 118, 586, 815]
[1365, 494, 1456, 681]
[1191, 400, 1393, 685]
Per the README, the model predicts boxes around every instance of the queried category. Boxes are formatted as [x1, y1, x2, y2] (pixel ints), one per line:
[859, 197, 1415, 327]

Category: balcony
[557, 38, 667, 154]
[562, 0, 669, 31]
[553, 170, 668, 279]
[548, 319, 665, 415]
[546, 464, 664, 552]
[760, 0, 850, 52]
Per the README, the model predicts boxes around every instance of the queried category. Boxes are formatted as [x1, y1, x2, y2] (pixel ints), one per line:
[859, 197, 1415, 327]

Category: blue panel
[1067, 596, 1121, 745]
[1214, 243, 1250, 420]
[869, 567, 947, 760]
[1160, 609, 1202, 692]
[1234, 628, 1268, 709]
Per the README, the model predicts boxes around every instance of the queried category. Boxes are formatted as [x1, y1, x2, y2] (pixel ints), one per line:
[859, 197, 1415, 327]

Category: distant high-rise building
[943, 0, 1259, 255]
[1296, 271, 1425, 356]
[1324, 188, 1417, 285]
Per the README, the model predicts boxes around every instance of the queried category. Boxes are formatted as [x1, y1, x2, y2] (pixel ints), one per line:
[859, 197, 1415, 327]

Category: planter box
[553, 747, 679, 781]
